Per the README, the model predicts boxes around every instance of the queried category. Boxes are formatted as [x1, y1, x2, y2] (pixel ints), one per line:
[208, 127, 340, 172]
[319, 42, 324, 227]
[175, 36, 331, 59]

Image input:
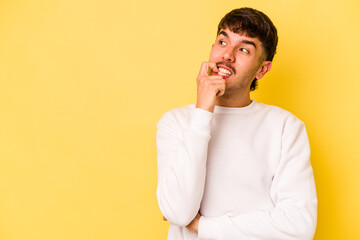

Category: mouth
[214, 65, 234, 79]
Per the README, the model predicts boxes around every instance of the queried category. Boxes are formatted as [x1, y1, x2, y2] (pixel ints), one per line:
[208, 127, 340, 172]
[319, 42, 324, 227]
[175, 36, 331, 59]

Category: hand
[186, 212, 201, 233]
[196, 62, 226, 113]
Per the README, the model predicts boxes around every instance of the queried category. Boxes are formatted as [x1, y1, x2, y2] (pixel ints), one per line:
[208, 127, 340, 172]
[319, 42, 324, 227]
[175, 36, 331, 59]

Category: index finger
[207, 62, 219, 76]
[199, 62, 219, 77]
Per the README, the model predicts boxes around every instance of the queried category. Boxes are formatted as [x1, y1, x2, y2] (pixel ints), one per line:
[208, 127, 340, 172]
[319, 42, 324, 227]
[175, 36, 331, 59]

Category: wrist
[195, 103, 215, 113]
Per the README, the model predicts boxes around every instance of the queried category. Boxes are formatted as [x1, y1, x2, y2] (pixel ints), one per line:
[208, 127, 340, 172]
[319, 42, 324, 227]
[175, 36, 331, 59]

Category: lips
[214, 64, 234, 79]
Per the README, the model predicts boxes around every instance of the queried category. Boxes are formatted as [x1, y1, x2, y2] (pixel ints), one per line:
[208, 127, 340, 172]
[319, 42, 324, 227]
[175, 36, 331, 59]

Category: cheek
[209, 48, 222, 61]
[235, 58, 256, 72]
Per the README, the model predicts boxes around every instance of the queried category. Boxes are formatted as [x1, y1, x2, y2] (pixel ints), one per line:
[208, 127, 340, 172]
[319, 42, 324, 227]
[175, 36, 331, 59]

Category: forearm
[198, 198, 317, 240]
[156, 108, 212, 226]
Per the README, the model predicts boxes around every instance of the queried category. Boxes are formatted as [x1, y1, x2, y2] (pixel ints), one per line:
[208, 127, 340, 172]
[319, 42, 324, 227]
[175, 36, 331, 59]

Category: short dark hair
[217, 8, 278, 91]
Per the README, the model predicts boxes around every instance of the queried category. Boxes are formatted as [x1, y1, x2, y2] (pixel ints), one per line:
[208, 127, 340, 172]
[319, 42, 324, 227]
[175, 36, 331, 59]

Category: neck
[215, 90, 252, 108]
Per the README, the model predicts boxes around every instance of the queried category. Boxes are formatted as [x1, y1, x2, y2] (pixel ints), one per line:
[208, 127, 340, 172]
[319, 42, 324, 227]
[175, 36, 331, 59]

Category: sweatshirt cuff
[188, 108, 213, 134]
[198, 216, 221, 239]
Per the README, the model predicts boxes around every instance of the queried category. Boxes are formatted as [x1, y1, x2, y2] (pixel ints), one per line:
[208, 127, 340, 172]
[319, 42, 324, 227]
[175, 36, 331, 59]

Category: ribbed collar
[213, 99, 257, 114]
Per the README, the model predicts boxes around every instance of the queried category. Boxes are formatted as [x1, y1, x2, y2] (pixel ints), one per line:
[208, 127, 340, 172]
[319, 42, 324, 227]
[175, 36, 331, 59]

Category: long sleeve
[198, 116, 318, 240]
[156, 107, 213, 226]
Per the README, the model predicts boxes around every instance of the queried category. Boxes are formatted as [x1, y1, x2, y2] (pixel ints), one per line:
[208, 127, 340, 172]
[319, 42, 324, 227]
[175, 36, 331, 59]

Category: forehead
[217, 28, 264, 58]
[217, 28, 261, 45]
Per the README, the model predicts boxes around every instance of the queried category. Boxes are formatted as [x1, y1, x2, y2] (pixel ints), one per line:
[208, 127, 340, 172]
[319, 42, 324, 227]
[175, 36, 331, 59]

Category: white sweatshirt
[156, 100, 317, 240]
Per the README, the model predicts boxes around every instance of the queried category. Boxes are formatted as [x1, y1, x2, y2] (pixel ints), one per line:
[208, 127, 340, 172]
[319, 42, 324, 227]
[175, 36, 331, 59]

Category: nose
[223, 47, 235, 62]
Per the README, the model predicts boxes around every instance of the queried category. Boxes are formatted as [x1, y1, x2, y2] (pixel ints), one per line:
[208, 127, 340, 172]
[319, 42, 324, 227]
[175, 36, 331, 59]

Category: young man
[156, 8, 317, 240]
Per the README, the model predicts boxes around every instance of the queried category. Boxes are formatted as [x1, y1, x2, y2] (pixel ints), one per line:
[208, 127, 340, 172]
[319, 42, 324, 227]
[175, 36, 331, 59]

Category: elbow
[294, 222, 316, 240]
[287, 201, 318, 240]
[157, 187, 199, 227]
[283, 214, 316, 240]
[165, 209, 198, 227]
[298, 214, 317, 240]
[301, 202, 318, 239]
[158, 200, 198, 227]
[294, 223, 317, 240]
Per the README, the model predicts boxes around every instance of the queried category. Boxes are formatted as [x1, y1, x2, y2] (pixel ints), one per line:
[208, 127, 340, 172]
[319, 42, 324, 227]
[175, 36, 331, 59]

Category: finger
[199, 62, 209, 77]
[199, 62, 219, 76]
[198, 74, 223, 85]
[207, 62, 219, 76]
[205, 79, 226, 83]
[207, 81, 225, 95]
[216, 86, 226, 97]
[198, 79, 225, 87]
[200, 76, 224, 81]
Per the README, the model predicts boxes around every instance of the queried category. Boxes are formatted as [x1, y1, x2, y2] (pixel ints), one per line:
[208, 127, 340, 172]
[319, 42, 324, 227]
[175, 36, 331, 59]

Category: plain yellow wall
[1, 0, 359, 239]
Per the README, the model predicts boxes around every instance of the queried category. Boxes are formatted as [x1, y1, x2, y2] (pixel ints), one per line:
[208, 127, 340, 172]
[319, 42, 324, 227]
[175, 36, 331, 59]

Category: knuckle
[204, 80, 211, 86]
[200, 77, 209, 85]
[198, 76, 205, 82]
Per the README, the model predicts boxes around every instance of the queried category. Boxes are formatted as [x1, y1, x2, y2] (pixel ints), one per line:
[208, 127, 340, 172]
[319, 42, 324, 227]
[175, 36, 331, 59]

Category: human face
[209, 28, 271, 93]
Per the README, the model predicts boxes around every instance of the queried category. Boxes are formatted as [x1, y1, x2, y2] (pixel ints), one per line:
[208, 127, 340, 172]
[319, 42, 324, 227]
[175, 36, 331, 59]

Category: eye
[240, 48, 249, 53]
[219, 40, 227, 46]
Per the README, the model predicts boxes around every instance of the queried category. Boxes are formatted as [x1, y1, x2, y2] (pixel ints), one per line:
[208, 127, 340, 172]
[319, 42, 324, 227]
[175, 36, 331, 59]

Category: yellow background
[0, 0, 359, 239]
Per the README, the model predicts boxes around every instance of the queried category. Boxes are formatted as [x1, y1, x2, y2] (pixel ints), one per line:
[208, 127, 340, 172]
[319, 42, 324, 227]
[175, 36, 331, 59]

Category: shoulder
[157, 104, 196, 128]
[255, 102, 309, 150]
[255, 101, 305, 127]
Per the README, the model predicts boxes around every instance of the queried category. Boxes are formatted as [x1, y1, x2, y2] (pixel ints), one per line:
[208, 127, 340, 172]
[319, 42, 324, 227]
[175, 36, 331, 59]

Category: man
[156, 7, 317, 240]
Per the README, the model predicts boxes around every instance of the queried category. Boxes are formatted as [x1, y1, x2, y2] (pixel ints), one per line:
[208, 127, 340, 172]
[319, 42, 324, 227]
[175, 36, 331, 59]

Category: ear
[255, 61, 272, 80]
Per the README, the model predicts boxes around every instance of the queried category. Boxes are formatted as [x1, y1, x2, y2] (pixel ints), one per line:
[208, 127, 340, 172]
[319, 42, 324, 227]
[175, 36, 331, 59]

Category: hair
[217, 8, 278, 91]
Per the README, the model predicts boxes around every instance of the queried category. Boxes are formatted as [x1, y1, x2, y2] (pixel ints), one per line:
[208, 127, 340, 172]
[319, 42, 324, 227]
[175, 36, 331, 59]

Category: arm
[156, 108, 213, 226]
[197, 116, 318, 240]
[156, 62, 224, 226]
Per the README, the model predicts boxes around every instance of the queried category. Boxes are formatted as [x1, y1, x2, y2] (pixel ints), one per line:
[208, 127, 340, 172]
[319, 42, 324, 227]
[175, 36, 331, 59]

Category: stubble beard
[223, 75, 251, 96]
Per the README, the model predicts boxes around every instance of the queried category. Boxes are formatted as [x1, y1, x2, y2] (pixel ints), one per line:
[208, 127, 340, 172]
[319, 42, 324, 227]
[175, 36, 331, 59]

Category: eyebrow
[218, 31, 257, 49]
